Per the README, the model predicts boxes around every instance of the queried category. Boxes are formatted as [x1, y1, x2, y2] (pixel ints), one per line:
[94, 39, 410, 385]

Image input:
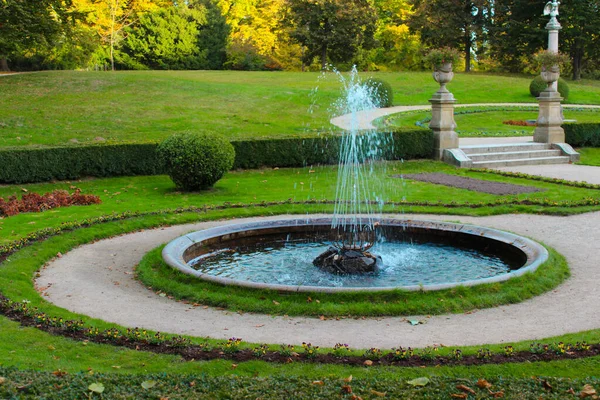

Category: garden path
[329, 102, 600, 131]
[37, 203, 600, 348]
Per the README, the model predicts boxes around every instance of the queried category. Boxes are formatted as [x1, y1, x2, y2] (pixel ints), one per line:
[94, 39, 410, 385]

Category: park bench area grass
[2, 71, 600, 147]
[2, 71, 600, 398]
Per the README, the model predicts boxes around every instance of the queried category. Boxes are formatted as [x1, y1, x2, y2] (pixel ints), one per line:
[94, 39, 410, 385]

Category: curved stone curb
[36, 211, 600, 349]
[163, 217, 548, 293]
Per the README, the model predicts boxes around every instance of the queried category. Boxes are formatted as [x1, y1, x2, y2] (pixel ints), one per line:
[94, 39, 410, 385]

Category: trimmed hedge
[0, 128, 433, 184]
[564, 123, 600, 147]
[0, 143, 162, 184]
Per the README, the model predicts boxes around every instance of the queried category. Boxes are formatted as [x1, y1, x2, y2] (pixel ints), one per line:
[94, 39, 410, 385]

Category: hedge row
[564, 123, 600, 147]
[0, 128, 433, 184]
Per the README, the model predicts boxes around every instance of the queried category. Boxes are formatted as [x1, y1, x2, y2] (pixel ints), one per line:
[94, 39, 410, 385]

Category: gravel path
[37, 209, 600, 349]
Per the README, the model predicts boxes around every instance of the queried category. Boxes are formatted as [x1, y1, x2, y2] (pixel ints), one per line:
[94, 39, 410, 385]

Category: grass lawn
[2, 70, 600, 397]
[1, 71, 600, 147]
[376, 106, 600, 136]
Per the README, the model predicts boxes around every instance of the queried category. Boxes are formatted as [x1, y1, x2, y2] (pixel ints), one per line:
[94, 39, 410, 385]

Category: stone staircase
[443, 142, 580, 169]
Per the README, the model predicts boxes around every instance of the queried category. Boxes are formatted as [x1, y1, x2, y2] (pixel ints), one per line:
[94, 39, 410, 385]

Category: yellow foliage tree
[73, 0, 168, 70]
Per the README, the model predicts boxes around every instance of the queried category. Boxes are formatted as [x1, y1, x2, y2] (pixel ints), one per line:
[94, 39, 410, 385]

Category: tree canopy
[2, 0, 599, 79]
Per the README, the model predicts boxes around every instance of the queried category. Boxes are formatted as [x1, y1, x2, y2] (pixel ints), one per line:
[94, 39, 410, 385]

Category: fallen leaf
[88, 383, 105, 394]
[344, 375, 353, 383]
[112, 365, 121, 369]
[21, 188, 28, 192]
[189, 381, 196, 387]
[363, 360, 373, 366]
[407, 377, 430, 386]
[489, 389, 504, 398]
[255, 324, 265, 328]
[272, 300, 280, 305]
[319, 315, 326, 321]
[456, 384, 476, 394]
[450, 394, 467, 399]
[159, 293, 167, 297]
[341, 385, 352, 393]
[543, 380, 553, 390]
[141, 380, 157, 389]
[231, 364, 238, 369]
[369, 389, 386, 397]
[0, 377, 6, 385]
[52, 370, 67, 377]
[312, 380, 324, 385]
[477, 379, 492, 389]
[580, 384, 597, 398]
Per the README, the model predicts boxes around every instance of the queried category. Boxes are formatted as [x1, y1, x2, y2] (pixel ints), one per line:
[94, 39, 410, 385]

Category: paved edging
[36, 209, 600, 349]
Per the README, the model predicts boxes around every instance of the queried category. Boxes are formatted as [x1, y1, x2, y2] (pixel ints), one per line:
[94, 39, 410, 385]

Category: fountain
[162, 70, 548, 292]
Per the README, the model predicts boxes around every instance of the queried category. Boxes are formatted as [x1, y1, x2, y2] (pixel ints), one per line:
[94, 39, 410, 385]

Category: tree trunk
[571, 41, 583, 80]
[0, 57, 9, 72]
[321, 45, 327, 70]
[464, 33, 471, 72]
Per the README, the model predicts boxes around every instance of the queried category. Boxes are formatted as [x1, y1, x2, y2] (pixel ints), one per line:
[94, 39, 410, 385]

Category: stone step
[471, 156, 571, 169]
[468, 149, 563, 162]
[460, 142, 550, 154]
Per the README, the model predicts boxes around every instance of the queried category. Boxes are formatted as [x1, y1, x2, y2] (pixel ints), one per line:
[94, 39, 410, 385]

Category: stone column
[429, 89, 458, 160]
[534, 90, 564, 143]
[544, 1, 561, 91]
[535, 0, 564, 143]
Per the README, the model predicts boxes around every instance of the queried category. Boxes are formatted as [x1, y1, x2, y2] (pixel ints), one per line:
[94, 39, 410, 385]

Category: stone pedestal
[534, 90, 564, 143]
[429, 90, 458, 160]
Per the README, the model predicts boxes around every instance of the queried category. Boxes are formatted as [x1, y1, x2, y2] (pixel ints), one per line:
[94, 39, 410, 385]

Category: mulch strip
[397, 173, 546, 195]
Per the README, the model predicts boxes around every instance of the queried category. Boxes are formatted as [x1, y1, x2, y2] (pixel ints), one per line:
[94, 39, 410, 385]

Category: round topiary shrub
[364, 78, 394, 107]
[529, 76, 570, 100]
[157, 132, 235, 191]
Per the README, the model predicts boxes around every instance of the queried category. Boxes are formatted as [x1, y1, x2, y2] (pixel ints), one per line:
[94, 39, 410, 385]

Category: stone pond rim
[161, 217, 549, 293]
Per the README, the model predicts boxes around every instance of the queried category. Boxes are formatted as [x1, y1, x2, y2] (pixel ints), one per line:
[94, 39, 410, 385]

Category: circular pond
[162, 218, 548, 293]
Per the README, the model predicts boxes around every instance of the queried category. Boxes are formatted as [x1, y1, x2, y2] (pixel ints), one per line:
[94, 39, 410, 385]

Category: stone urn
[433, 62, 454, 93]
[541, 65, 560, 91]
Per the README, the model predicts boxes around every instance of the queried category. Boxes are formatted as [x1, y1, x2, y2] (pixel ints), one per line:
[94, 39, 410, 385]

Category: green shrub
[364, 78, 394, 108]
[529, 76, 570, 99]
[0, 142, 162, 184]
[0, 128, 433, 184]
[564, 123, 600, 147]
[157, 133, 235, 191]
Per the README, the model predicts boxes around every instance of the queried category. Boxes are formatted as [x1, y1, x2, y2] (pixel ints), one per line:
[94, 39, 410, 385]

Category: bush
[0, 128, 433, 184]
[157, 133, 235, 191]
[364, 78, 394, 108]
[529, 76, 570, 99]
[564, 123, 600, 147]
[0, 142, 162, 184]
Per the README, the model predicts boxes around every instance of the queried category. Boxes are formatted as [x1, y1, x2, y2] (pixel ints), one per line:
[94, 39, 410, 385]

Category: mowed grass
[377, 106, 600, 136]
[2, 160, 600, 245]
[2, 71, 600, 147]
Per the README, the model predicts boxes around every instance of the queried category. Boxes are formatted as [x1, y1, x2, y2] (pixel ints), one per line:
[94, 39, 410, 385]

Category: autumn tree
[285, 0, 378, 69]
[0, 0, 76, 71]
[74, 0, 168, 70]
[369, 0, 421, 70]
[409, 0, 490, 71]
